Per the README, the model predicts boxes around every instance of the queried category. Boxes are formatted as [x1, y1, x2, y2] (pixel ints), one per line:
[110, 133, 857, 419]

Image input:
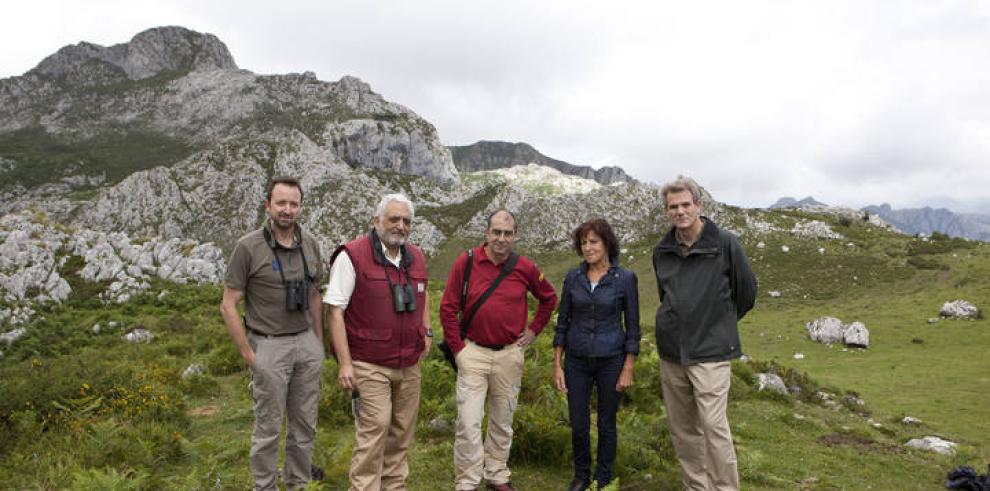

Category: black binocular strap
[269, 241, 312, 286]
[381, 262, 411, 293]
[458, 251, 519, 340]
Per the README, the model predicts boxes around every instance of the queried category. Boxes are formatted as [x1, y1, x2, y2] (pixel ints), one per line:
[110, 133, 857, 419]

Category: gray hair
[660, 176, 703, 208]
[373, 193, 415, 218]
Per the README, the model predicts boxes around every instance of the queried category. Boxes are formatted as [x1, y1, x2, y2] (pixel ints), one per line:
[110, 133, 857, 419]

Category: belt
[247, 327, 308, 338]
[470, 339, 506, 351]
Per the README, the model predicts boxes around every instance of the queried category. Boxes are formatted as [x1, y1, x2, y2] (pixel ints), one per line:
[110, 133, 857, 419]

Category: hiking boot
[567, 478, 590, 491]
[486, 481, 518, 491]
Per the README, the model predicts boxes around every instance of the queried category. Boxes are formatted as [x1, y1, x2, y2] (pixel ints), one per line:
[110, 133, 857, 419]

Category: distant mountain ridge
[770, 195, 990, 242]
[448, 140, 634, 185]
[769, 196, 829, 209]
[862, 204, 990, 242]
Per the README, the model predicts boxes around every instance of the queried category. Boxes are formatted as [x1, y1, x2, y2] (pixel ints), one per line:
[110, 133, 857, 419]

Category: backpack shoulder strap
[459, 252, 518, 340]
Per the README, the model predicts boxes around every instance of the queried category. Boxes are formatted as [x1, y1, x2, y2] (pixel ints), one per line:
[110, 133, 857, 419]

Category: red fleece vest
[338, 235, 428, 368]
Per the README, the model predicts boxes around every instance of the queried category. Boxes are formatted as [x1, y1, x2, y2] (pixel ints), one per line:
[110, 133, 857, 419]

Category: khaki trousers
[349, 360, 422, 491]
[453, 341, 525, 490]
[659, 359, 739, 491]
[248, 329, 325, 491]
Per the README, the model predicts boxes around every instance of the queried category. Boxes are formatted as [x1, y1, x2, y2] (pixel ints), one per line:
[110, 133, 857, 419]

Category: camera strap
[264, 227, 312, 285]
[381, 262, 410, 292]
[457, 250, 518, 340]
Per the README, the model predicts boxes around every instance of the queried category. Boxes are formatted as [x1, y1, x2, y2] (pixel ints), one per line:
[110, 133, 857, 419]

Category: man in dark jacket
[652, 176, 757, 491]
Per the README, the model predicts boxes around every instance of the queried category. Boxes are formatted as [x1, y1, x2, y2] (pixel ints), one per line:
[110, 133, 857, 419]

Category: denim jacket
[553, 260, 640, 357]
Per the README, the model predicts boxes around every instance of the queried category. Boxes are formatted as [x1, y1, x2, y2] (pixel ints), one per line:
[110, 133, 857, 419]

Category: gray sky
[3, 0, 990, 212]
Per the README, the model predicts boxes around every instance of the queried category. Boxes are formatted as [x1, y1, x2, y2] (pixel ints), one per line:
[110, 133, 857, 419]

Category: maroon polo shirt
[440, 243, 558, 355]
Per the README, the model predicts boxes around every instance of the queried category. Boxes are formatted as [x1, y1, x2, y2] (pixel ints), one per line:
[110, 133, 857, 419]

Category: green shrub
[907, 255, 947, 270]
[180, 373, 220, 398]
[509, 395, 571, 467]
[70, 466, 149, 491]
[319, 362, 355, 427]
[207, 343, 244, 376]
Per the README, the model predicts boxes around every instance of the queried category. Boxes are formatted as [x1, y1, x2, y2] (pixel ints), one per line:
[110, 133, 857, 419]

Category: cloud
[2, 0, 989, 213]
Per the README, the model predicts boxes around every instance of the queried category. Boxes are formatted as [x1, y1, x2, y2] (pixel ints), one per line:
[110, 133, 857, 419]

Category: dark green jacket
[652, 218, 757, 365]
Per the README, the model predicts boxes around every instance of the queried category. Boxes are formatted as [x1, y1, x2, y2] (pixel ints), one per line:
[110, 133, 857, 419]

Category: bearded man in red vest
[325, 193, 432, 491]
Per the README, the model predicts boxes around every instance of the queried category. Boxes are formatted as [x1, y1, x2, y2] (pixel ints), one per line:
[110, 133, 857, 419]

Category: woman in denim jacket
[553, 218, 641, 491]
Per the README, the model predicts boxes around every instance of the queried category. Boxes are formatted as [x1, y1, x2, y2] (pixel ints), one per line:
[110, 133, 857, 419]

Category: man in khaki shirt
[220, 176, 325, 491]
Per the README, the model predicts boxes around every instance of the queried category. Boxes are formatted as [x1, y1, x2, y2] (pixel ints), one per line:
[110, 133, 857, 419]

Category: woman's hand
[616, 355, 635, 392]
[616, 366, 634, 391]
[554, 363, 567, 393]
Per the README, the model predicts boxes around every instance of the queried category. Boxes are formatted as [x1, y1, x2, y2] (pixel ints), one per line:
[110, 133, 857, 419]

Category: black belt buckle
[249, 327, 307, 338]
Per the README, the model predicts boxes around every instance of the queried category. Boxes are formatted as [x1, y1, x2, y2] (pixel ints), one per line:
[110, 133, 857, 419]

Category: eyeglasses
[488, 229, 515, 239]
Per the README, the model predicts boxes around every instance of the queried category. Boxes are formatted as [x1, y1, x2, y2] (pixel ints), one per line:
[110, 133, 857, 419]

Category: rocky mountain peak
[449, 140, 634, 185]
[31, 26, 237, 82]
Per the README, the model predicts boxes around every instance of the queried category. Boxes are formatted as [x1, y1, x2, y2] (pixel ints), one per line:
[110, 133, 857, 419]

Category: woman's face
[581, 230, 608, 267]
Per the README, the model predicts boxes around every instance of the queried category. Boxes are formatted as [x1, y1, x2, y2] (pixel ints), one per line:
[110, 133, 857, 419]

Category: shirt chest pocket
[360, 269, 394, 301]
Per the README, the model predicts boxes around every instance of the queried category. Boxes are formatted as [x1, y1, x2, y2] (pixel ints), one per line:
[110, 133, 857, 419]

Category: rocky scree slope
[0, 26, 871, 277]
[449, 140, 634, 185]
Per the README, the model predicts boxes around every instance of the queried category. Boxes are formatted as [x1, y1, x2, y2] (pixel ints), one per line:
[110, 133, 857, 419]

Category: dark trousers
[565, 353, 624, 485]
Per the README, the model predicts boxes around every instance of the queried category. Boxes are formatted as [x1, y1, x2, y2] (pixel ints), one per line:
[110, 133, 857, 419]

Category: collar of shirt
[380, 242, 402, 267]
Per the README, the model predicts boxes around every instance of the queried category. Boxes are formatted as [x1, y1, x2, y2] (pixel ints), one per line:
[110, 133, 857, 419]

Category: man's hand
[243, 349, 257, 369]
[554, 364, 567, 393]
[420, 335, 432, 360]
[515, 328, 536, 347]
[338, 362, 355, 389]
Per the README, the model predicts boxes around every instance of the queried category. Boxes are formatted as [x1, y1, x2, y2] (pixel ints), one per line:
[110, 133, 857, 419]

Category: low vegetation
[1, 211, 988, 490]
[0, 126, 194, 189]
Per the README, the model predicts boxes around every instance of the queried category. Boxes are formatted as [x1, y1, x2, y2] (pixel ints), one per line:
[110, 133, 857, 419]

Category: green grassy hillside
[1, 209, 987, 490]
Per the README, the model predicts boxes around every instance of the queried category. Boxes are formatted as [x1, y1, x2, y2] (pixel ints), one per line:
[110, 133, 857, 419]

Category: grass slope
[1, 212, 987, 490]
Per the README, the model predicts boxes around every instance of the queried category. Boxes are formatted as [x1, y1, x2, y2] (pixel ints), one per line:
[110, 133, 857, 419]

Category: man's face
[485, 212, 516, 260]
[665, 189, 702, 231]
[374, 200, 413, 248]
[264, 183, 302, 231]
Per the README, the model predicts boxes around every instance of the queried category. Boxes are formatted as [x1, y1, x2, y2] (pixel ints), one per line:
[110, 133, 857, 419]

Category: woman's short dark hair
[572, 218, 619, 259]
[266, 176, 304, 203]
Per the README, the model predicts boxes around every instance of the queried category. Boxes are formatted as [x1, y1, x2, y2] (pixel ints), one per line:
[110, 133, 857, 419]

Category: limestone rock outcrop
[0, 210, 225, 327]
[939, 300, 980, 320]
[806, 316, 870, 348]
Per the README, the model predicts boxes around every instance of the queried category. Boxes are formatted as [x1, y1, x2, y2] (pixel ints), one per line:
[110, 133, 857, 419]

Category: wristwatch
[426, 329, 434, 337]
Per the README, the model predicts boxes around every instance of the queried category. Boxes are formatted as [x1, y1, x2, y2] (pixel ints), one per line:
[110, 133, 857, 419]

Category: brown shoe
[486, 482, 517, 491]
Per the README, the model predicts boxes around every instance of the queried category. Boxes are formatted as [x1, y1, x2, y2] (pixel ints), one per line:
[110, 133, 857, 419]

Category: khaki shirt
[224, 223, 323, 335]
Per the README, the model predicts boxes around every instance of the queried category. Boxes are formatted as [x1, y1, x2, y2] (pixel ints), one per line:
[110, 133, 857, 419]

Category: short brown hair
[572, 218, 620, 259]
[266, 176, 303, 203]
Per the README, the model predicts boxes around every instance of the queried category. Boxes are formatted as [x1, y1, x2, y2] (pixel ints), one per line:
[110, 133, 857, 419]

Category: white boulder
[843, 321, 870, 348]
[182, 363, 205, 379]
[756, 373, 788, 395]
[905, 436, 956, 456]
[123, 329, 155, 343]
[806, 316, 845, 344]
[1, 327, 27, 345]
[939, 300, 980, 320]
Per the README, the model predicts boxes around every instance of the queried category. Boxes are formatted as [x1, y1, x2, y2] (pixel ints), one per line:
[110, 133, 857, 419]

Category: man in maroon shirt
[440, 209, 558, 491]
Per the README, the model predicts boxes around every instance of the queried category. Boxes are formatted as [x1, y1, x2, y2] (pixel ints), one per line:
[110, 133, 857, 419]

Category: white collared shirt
[322, 243, 402, 308]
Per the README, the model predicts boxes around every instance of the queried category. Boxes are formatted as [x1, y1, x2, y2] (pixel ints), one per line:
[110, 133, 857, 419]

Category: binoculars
[391, 283, 417, 313]
[284, 279, 310, 311]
